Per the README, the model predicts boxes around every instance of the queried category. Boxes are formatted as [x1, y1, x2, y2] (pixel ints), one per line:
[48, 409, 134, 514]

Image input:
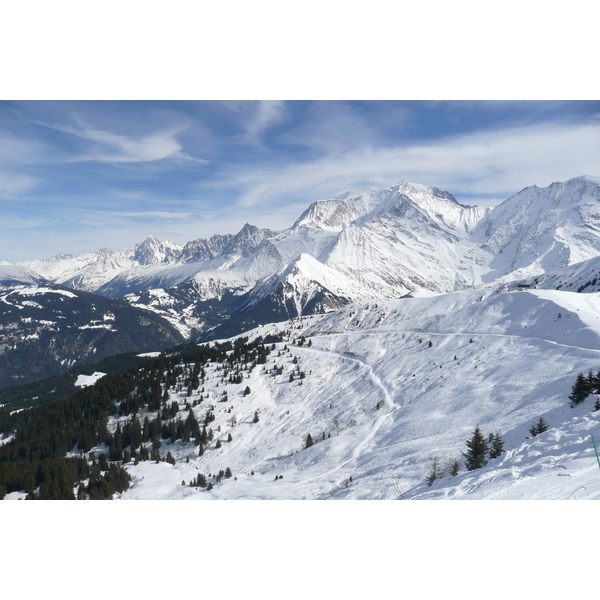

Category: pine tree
[569, 372, 589, 407]
[463, 426, 488, 471]
[305, 433, 314, 449]
[449, 459, 460, 477]
[588, 370, 596, 395]
[244, 386, 251, 396]
[253, 411, 259, 423]
[488, 433, 505, 459]
[529, 417, 549, 436]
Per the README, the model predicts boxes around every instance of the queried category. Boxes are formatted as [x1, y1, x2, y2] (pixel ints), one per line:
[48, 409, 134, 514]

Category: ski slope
[105, 287, 600, 500]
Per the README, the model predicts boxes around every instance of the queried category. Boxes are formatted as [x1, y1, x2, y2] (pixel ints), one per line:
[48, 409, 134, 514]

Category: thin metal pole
[591, 434, 600, 470]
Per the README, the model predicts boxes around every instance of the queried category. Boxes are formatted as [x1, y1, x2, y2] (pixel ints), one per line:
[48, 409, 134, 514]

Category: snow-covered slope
[39, 286, 596, 500]
[479, 175, 600, 283]
[0, 263, 50, 286]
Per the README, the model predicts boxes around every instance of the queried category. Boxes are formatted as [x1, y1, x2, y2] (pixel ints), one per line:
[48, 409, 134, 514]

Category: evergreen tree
[449, 459, 460, 477]
[463, 426, 488, 471]
[253, 411, 259, 423]
[569, 372, 589, 407]
[488, 433, 505, 459]
[305, 433, 314, 449]
[529, 417, 549, 437]
[244, 386, 251, 396]
[215, 439, 222, 449]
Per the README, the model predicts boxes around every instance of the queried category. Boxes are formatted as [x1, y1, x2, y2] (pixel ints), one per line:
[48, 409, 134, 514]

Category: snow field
[108, 287, 600, 499]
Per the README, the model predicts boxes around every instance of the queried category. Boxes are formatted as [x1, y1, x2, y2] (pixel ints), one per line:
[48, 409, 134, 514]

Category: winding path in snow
[286, 342, 400, 489]
[280, 318, 600, 494]
[314, 326, 600, 357]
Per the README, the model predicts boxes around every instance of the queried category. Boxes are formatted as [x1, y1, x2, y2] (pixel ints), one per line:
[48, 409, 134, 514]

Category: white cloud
[223, 120, 600, 207]
[68, 127, 181, 162]
[41, 121, 208, 164]
[244, 100, 286, 141]
[0, 172, 37, 195]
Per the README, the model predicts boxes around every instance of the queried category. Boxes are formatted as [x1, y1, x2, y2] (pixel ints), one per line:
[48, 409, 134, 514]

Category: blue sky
[1, 100, 599, 263]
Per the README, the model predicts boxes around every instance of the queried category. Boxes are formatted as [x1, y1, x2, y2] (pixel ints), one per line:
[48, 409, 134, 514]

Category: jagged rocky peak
[97, 246, 114, 259]
[132, 235, 181, 265]
[223, 223, 275, 256]
[180, 233, 234, 262]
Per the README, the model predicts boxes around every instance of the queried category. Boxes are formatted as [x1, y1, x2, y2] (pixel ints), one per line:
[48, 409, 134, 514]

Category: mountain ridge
[8, 175, 600, 344]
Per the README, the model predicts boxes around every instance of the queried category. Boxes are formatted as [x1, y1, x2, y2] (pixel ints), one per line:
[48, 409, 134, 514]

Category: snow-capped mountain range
[9, 175, 600, 342]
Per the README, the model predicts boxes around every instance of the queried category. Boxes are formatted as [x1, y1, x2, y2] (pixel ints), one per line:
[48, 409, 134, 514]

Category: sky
[2, 100, 599, 263]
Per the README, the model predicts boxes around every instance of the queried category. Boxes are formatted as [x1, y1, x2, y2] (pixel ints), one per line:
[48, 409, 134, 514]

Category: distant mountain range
[3, 175, 600, 383]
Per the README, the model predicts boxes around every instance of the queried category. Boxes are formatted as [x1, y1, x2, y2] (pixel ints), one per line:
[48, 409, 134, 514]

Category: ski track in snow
[286, 343, 399, 486]
[327, 327, 600, 357]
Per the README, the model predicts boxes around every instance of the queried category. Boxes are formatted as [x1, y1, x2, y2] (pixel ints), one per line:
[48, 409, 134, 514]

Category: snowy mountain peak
[98, 246, 114, 258]
[222, 223, 275, 256]
[130, 235, 181, 266]
[395, 180, 458, 203]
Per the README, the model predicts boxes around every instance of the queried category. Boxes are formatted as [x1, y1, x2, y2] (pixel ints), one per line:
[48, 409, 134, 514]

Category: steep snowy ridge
[523, 254, 600, 294]
[240, 253, 358, 315]
[479, 175, 600, 283]
[0, 264, 50, 286]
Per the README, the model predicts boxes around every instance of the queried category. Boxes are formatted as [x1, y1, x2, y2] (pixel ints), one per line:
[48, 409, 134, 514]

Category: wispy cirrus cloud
[225, 118, 600, 208]
[0, 172, 38, 196]
[243, 100, 286, 142]
[54, 123, 209, 164]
